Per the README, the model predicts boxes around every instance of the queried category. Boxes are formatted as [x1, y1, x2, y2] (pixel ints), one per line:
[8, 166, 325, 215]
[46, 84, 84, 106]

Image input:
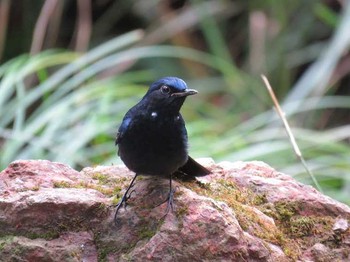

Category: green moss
[9, 184, 40, 192]
[177, 178, 344, 260]
[56, 180, 117, 198]
[29, 185, 40, 191]
[97, 202, 107, 210]
[0, 236, 15, 251]
[53, 181, 73, 188]
[282, 240, 301, 260]
[135, 217, 159, 241]
[111, 196, 121, 205]
[70, 250, 81, 260]
[252, 194, 268, 205]
[274, 202, 297, 222]
[52, 173, 127, 201]
[112, 185, 122, 195]
[215, 179, 268, 206]
[25, 231, 60, 240]
[4, 240, 24, 256]
[174, 205, 189, 229]
[92, 173, 110, 185]
[289, 216, 315, 237]
[138, 226, 157, 240]
[175, 205, 189, 218]
[180, 178, 285, 247]
[260, 201, 337, 259]
[97, 246, 118, 262]
[92, 185, 114, 196]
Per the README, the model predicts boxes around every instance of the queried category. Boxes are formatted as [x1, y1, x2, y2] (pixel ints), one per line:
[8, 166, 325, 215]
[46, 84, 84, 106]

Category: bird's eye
[160, 85, 170, 94]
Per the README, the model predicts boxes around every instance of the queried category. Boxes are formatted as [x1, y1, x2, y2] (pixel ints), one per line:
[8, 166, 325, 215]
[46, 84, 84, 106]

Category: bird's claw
[165, 187, 176, 214]
[115, 187, 135, 211]
[114, 195, 128, 225]
[114, 174, 138, 226]
[126, 189, 136, 201]
[159, 186, 178, 220]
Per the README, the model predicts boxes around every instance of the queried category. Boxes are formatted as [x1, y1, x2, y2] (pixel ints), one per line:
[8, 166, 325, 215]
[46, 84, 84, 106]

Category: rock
[333, 218, 349, 233]
[0, 160, 90, 193]
[0, 159, 349, 261]
[0, 232, 97, 262]
[0, 188, 108, 237]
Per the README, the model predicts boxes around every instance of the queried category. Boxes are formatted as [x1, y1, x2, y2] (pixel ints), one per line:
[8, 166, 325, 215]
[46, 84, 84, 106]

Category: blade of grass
[261, 74, 323, 192]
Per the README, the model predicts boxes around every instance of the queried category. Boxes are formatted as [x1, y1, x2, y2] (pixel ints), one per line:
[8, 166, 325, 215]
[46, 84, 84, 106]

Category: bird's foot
[114, 192, 131, 225]
[165, 186, 176, 214]
[115, 188, 135, 210]
[158, 185, 179, 219]
[114, 174, 138, 226]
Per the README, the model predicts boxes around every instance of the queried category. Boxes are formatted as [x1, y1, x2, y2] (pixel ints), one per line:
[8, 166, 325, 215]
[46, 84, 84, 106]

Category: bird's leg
[157, 174, 176, 220]
[114, 173, 138, 225]
[165, 174, 176, 214]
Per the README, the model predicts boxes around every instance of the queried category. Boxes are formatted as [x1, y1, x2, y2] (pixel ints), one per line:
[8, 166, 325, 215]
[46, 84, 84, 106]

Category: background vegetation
[1, 0, 349, 205]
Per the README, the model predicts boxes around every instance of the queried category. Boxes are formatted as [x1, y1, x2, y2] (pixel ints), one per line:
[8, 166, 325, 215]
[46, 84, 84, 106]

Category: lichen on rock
[0, 159, 349, 261]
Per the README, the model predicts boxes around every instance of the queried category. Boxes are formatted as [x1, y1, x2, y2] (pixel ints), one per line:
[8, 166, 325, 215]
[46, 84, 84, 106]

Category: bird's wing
[115, 117, 132, 146]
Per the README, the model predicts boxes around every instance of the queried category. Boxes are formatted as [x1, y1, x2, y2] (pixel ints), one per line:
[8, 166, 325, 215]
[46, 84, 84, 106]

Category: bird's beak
[171, 89, 198, 98]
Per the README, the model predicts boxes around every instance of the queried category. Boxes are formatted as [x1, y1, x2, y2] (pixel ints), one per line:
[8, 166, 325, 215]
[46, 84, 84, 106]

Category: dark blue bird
[114, 77, 210, 223]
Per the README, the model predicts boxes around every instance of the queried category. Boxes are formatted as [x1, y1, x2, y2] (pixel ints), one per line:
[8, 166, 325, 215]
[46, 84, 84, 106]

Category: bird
[114, 76, 210, 224]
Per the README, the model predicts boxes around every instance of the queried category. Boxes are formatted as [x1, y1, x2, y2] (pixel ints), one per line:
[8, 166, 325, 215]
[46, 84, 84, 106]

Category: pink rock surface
[0, 159, 349, 261]
[0, 232, 97, 262]
[0, 160, 89, 193]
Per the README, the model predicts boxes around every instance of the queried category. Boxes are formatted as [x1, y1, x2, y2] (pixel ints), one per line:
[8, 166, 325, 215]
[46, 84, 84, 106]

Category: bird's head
[143, 77, 197, 112]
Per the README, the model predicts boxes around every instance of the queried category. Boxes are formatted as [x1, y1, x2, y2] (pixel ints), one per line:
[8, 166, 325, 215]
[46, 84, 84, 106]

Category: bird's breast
[118, 113, 188, 175]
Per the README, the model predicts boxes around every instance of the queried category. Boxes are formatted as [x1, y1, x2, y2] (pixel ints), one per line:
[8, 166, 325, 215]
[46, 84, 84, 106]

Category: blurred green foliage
[0, 0, 350, 204]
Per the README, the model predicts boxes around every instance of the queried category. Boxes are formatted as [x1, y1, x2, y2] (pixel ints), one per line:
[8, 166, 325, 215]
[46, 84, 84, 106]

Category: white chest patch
[151, 112, 158, 119]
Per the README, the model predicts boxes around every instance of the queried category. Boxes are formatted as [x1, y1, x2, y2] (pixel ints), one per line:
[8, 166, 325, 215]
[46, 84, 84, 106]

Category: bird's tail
[177, 156, 211, 178]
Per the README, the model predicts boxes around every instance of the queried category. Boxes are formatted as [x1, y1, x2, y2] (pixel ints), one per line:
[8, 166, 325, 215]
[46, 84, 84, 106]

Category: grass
[0, 1, 350, 205]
